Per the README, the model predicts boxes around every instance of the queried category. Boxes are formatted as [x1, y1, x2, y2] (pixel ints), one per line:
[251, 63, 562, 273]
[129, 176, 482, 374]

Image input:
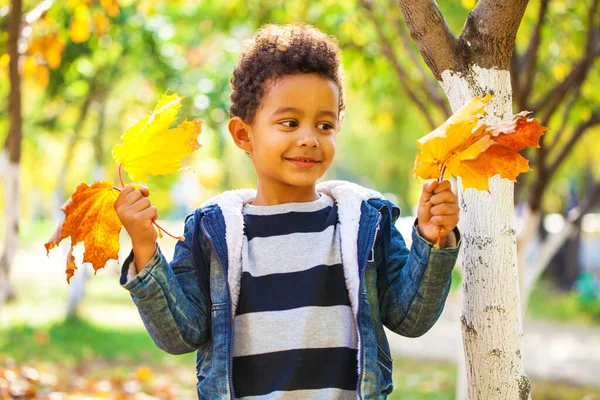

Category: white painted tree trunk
[0, 158, 20, 317]
[440, 66, 530, 400]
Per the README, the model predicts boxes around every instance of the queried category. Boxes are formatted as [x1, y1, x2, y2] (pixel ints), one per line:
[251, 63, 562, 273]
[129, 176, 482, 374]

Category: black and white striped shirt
[232, 193, 358, 399]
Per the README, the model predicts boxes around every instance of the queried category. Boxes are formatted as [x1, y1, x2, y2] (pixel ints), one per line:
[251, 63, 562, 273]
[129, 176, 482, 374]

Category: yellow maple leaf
[112, 92, 203, 182]
[414, 95, 548, 192]
[45, 181, 122, 283]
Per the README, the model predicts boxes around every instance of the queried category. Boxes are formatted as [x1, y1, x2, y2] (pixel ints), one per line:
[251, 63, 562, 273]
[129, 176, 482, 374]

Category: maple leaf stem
[153, 220, 185, 241]
[118, 164, 125, 188]
[434, 164, 447, 249]
[111, 186, 184, 242]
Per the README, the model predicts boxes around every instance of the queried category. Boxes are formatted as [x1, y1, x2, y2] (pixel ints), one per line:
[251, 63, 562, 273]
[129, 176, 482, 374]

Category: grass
[0, 317, 195, 367]
[1, 318, 598, 399]
[527, 278, 600, 325]
[389, 357, 600, 400]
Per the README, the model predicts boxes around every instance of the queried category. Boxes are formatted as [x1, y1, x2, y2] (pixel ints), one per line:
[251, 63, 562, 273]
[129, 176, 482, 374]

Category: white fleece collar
[201, 180, 385, 318]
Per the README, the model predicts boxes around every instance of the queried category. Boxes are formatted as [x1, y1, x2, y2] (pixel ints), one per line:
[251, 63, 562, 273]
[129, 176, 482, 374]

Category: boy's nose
[297, 133, 319, 148]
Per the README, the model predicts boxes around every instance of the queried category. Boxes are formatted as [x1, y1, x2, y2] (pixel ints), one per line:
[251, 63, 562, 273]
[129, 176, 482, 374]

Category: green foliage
[451, 267, 462, 292]
[0, 318, 193, 366]
[528, 278, 600, 325]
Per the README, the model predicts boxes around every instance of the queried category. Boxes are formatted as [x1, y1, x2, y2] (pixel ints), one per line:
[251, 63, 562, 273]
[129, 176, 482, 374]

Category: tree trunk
[440, 66, 530, 400]
[395, 0, 531, 397]
[0, 0, 23, 317]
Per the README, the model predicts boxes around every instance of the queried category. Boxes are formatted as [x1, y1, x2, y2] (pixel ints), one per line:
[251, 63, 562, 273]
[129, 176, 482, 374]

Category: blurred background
[0, 0, 599, 398]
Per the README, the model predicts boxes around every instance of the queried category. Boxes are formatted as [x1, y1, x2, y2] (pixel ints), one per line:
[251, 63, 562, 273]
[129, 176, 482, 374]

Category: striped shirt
[232, 193, 358, 399]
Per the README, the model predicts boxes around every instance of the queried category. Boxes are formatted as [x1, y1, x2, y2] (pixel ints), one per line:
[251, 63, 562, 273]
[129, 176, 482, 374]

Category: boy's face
[230, 73, 340, 191]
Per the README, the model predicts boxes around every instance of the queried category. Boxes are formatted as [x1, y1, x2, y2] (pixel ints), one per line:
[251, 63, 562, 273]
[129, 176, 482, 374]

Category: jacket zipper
[200, 216, 235, 399]
[356, 211, 382, 399]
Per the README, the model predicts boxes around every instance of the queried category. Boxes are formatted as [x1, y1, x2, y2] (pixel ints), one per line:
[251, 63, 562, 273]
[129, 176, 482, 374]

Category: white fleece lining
[202, 188, 256, 315]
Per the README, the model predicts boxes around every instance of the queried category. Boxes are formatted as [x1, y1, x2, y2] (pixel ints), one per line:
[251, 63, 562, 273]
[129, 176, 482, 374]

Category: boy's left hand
[417, 180, 460, 248]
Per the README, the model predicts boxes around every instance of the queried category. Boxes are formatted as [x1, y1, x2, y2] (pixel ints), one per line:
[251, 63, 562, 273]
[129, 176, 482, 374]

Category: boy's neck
[251, 181, 320, 206]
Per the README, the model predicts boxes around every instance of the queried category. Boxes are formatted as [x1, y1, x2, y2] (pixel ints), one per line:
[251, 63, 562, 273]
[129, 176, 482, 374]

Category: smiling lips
[286, 156, 321, 168]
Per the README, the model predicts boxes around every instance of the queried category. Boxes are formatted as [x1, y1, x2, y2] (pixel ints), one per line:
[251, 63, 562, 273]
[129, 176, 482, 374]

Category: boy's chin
[279, 172, 326, 187]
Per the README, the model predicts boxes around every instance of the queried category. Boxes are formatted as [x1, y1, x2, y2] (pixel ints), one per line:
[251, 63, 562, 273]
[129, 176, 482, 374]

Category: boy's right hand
[114, 184, 158, 271]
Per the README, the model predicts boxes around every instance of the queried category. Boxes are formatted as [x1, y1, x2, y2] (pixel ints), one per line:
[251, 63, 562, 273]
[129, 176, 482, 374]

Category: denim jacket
[120, 180, 461, 399]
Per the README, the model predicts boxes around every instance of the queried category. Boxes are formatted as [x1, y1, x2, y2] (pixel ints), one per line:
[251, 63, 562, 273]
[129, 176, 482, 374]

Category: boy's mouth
[286, 157, 321, 168]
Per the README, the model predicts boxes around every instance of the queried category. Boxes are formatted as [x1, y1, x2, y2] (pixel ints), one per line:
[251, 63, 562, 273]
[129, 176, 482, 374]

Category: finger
[430, 215, 459, 228]
[115, 184, 136, 205]
[136, 206, 158, 224]
[139, 186, 150, 197]
[124, 188, 145, 205]
[433, 180, 451, 194]
[430, 203, 460, 216]
[128, 197, 152, 213]
[419, 181, 439, 204]
[430, 190, 458, 206]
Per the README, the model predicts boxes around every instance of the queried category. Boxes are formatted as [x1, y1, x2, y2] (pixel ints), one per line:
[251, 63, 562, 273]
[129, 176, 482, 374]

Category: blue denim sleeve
[119, 214, 210, 354]
[379, 216, 461, 338]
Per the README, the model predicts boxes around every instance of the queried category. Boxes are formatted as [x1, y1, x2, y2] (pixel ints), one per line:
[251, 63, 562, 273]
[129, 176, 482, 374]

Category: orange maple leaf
[414, 95, 548, 192]
[45, 181, 122, 283]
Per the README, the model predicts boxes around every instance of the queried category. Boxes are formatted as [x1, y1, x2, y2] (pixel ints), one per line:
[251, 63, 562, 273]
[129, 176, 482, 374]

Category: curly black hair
[229, 23, 345, 124]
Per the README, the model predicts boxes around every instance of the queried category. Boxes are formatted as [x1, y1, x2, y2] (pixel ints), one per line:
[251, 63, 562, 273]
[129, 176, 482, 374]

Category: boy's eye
[317, 122, 334, 130]
[281, 120, 298, 128]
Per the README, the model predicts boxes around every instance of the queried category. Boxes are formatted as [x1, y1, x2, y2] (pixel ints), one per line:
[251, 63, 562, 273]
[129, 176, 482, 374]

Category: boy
[115, 24, 460, 399]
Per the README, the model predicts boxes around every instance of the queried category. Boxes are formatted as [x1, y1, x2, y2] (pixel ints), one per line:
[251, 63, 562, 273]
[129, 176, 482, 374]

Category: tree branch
[516, 0, 549, 110]
[528, 134, 549, 211]
[535, 0, 599, 120]
[396, 0, 464, 80]
[361, 0, 438, 129]
[547, 112, 600, 176]
[511, 47, 522, 108]
[546, 81, 583, 151]
[386, 0, 451, 117]
[461, 0, 530, 69]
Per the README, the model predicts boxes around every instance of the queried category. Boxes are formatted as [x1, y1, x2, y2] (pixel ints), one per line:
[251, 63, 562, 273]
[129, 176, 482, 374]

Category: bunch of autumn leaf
[413, 94, 547, 192]
[45, 92, 202, 283]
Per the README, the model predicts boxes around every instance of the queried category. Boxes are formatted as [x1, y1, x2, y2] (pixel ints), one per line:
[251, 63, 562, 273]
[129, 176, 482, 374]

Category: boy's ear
[228, 117, 252, 153]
